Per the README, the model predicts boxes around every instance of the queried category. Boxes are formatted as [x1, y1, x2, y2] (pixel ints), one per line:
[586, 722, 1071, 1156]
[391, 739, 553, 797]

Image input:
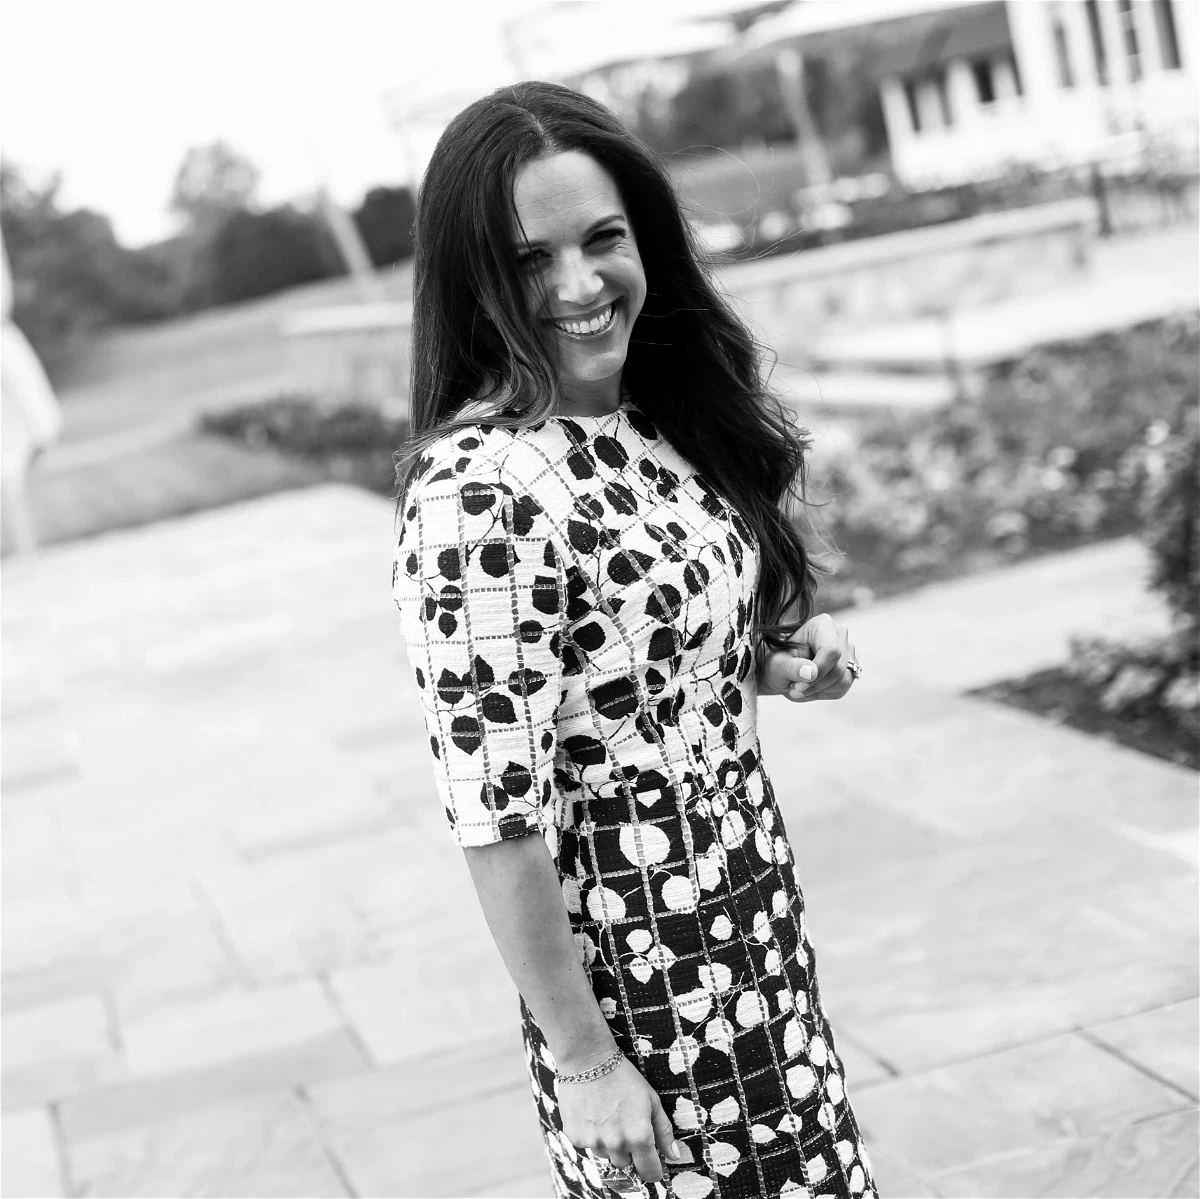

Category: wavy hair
[394, 81, 824, 655]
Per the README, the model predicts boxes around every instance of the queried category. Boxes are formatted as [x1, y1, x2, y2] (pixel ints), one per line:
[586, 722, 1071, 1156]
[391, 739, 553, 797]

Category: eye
[591, 226, 625, 246]
[516, 249, 548, 272]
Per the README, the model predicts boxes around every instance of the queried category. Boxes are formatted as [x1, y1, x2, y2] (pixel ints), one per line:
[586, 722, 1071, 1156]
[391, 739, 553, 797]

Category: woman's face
[511, 151, 647, 412]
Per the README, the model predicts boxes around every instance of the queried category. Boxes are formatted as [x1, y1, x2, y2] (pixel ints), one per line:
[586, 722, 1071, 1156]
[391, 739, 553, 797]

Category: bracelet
[557, 1048, 624, 1085]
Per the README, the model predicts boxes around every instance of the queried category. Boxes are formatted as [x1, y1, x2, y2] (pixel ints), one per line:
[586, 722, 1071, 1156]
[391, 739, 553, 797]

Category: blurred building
[743, 0, 1200, 187]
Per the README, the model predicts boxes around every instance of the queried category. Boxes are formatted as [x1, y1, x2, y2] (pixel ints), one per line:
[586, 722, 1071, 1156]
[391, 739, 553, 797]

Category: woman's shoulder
[400, 419, 563, 526]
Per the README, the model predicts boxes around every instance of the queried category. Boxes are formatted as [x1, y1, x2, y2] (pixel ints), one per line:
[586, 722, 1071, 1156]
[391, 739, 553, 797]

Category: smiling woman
[512, 152, 648, 416]
[391, 82, 870, 1199]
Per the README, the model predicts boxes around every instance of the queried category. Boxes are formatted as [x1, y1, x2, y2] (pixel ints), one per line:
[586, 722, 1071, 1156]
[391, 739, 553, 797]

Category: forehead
[511, 151, 626, 241]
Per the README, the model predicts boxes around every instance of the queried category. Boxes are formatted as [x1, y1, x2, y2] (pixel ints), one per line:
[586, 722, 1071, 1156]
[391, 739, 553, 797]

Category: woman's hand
[558, 1057, 689, 1185]
[757, 612, 858, 702]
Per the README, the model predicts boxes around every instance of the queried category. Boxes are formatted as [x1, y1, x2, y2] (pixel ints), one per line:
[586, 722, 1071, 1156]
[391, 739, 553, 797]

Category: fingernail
[790, 683, 808, 698]
[667, 1140, 683, 1161]
[797, 662, 817, 682]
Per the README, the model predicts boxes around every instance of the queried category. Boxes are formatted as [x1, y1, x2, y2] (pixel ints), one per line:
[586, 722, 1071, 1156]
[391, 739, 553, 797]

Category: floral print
[393, 399, 877, 1199]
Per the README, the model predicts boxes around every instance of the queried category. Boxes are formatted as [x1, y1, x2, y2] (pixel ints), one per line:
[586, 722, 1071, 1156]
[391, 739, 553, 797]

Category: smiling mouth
[551, 299, 621, 338]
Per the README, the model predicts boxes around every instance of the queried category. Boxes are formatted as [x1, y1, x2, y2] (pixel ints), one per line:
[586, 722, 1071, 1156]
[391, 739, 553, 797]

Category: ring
[846, 658, 863, 680]
[600, 1163, 646, 1196]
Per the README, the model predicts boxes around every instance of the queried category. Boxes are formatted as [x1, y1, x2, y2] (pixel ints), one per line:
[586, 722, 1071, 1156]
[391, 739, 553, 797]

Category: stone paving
[1, 486, 1196, 1198]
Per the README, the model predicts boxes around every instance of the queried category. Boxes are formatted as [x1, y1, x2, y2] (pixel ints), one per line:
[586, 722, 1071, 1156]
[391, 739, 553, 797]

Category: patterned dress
[393, 398, 877, 1199]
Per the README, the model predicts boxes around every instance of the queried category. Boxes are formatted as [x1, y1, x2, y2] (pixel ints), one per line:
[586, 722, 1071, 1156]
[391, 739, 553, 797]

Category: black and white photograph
[2, 2, 1197, 1196]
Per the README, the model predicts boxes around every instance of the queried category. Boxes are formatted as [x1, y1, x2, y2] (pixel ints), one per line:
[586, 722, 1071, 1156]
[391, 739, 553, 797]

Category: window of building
[1117, 0, 1143, 81]
[1052, 6, 1076, 87]
[1085, 0, 1110, 85]
[1153, 0, 1183, 69]
[971, 57, 996, 104]
[935, 70, 952, 126]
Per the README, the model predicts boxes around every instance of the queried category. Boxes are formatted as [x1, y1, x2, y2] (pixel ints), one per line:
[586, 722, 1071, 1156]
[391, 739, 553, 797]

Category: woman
[392, 82, 875, 1199]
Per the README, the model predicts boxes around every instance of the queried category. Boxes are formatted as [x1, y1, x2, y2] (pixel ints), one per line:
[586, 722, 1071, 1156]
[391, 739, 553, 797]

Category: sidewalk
[2, 487, 1196, 1197]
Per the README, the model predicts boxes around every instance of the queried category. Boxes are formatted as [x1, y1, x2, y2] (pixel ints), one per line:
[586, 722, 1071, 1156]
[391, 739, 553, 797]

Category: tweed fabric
[393, 399, 876, 1199]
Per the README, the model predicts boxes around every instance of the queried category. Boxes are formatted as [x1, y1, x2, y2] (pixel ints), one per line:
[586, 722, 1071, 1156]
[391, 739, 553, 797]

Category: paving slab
[1, 485, 1196, 1197]
[1, 1108, 67, 1197]
[930, 1107, 1200, 1198]
[2, 995, 120, 1110]
[119, 981, 345, 1076]
[1085, 999, 1200, 1100]
[314, 1081, 549, 1199]
[851, 1031, 1192, 1177]
[64, 1091, 349, 1198]
[57, 1032, 366, 1144]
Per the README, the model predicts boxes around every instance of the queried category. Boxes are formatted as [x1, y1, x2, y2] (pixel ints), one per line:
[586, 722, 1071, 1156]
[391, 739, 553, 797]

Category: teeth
[555, 302, 616, 336]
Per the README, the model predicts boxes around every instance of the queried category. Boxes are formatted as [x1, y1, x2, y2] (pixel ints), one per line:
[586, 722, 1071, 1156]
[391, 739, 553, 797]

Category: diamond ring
[846, 658, 863, 680]
[600, 1163, 647, 1196]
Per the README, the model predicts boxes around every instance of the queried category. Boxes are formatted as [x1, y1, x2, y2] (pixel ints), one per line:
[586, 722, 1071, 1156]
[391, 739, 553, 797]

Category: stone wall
[722, 198, 1096, 358]
[280, 198, 1097, 411]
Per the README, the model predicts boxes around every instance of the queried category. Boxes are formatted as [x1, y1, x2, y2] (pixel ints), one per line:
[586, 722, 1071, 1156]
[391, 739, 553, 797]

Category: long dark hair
[395, 81, 823, 655]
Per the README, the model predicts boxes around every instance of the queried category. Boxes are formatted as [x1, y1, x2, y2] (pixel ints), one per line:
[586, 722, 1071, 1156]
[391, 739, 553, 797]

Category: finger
[793, 647, 857, 701]
[798, 671, 854, 701]
[629, 1134, 664, 1185]
[762, 649, 817, 695]
[787, 649, 842, 699]
[651, 1094, 690, 1166]
[809, 637, 844, 682]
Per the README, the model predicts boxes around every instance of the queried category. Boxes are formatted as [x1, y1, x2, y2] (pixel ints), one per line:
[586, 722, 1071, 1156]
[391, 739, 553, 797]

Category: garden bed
[972, 667, 1199, 771]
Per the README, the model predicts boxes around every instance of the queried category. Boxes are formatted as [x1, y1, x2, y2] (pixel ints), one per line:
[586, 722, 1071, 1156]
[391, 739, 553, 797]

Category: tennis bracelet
[557, 1048, 625, 1085]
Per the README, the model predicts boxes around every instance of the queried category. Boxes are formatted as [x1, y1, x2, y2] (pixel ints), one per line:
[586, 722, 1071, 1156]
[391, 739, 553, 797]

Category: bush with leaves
[1062, 404, 1200, 729]
[200, 396, 408, 494]
[808, 314, 1199, 610]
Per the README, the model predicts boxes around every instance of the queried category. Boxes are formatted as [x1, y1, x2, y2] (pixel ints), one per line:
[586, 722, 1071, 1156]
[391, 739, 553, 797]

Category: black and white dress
[393, 398, 877, 1199]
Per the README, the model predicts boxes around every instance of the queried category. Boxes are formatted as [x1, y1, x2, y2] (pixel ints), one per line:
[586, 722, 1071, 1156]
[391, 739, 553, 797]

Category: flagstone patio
[2, 486, 1195, 1197]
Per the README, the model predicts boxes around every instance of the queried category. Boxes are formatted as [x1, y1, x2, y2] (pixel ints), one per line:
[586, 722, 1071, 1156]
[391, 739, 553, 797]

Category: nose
[549, 247, 603, 310]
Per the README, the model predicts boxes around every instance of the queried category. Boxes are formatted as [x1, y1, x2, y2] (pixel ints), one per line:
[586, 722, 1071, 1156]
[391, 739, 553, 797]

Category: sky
[2, 0, 742, 248]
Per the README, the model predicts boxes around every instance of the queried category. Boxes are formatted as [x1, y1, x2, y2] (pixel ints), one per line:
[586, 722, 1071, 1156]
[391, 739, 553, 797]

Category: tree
[0, 161, 173, 369]
[207, 204, 339, 304]
[352, 186, 416, 267]
[170, 140, 260, 233]
[167, 141, 261, 309]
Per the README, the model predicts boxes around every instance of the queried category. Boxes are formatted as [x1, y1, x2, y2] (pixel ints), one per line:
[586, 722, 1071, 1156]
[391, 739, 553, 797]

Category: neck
[557, 373, 623, 418]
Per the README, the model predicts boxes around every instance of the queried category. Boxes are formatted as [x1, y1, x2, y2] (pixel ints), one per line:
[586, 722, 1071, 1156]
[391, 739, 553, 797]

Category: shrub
[1143, 405, 1200, 631]
[200, 396, 408, 495]
[808, 313, 1200, 609]
[1058, 402, 1200, 728]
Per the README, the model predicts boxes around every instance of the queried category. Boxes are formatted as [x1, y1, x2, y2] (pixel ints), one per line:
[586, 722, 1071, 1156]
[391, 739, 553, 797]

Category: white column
[1097, 0, 1133, 87]
[1060, 0, 1102, 87]
[916, 78, 945, 129]
[1131, 0, 1159, 74]
[880, 76, 916, 141]
[993, 57, 1021, 100]
[1173, 0, 1199, 72]
[947, 58, 981, 124]
[1005, 0, 1062, 105]
[879, 76, 918, 183]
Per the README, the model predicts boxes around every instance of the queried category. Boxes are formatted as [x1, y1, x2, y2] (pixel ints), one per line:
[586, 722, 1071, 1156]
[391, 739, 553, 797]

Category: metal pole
[305, 134, 386, 303]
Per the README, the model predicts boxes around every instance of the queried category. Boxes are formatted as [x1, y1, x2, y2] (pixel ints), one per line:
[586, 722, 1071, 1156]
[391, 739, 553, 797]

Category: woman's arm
[464, 832, 613, 1072]
[464, 833, 685, 1184]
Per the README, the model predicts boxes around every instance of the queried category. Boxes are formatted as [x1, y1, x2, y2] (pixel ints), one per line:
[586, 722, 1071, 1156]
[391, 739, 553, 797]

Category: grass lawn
[11, 434, 325, 555]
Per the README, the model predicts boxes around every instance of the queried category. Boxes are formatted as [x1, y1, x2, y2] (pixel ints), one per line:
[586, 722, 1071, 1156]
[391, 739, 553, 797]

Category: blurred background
[2, 2, 1197, 1197]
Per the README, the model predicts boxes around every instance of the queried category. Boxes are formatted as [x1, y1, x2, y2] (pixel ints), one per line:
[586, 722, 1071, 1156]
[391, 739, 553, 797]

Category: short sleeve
[393, 453, 566, 848]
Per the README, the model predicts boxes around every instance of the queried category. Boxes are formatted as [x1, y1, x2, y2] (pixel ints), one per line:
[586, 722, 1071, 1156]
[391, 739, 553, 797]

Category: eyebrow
[515, 214, 625, 251]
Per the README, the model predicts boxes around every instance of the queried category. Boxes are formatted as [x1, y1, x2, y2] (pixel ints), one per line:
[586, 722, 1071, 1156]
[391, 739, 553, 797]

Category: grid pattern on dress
[394, 400, 877, 1199]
